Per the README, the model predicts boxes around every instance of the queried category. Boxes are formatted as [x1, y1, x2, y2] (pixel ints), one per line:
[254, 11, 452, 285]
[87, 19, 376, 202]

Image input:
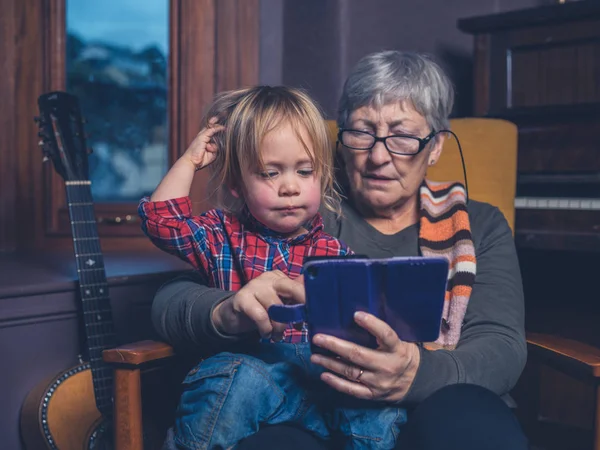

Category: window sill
[0, 249, 191, 299]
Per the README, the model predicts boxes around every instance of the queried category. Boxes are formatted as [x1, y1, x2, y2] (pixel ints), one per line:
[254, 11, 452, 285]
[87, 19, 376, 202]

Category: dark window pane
[66, 1, 169, 202]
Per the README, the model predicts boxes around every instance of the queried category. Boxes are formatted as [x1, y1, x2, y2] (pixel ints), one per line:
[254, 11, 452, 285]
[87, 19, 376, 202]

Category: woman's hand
[182, 117, 225, 171]
[310, 311, 420, 403]
[212, 271, 305, 341]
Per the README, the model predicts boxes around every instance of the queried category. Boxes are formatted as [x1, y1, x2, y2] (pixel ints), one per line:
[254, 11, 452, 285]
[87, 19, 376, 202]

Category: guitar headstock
[36, 91, 91, 182]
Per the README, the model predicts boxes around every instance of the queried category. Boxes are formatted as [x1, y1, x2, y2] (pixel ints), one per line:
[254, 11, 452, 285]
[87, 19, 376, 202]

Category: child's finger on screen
[273, 277, 306, 305]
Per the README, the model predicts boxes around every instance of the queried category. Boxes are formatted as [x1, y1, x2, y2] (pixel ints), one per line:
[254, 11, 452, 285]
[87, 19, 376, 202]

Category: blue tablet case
[268, 257, 449, 351]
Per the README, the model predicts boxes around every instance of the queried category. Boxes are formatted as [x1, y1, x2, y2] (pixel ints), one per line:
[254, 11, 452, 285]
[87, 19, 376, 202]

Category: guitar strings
[67, 176, 115, 417]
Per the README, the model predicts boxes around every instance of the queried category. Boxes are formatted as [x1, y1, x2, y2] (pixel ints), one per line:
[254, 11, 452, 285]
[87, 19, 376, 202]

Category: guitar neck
[65, 180, 115, 419]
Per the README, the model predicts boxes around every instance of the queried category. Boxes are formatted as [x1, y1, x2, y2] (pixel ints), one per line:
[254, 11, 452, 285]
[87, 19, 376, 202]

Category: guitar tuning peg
[34, 116, 42, 123]
[42, 155, 50, 163]
[38, 140, 44, 147]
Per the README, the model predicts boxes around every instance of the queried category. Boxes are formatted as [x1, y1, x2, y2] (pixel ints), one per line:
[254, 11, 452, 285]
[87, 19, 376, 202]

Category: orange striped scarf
[419, 180, 476, 350]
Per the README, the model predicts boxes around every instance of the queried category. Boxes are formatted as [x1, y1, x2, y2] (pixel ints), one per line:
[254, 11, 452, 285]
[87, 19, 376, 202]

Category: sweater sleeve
[151, 270, 250, 353]
[402, 205, 527, 404]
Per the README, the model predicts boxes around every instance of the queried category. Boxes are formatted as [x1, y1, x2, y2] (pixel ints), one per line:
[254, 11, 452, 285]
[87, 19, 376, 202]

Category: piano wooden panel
[517, 115, 600, 174]
[459, 2, 600, 252]
[515, 206, 600, 251]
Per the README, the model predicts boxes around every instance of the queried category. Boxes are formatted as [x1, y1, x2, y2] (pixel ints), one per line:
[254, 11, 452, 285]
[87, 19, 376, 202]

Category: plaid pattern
[139, 196, 351, 343]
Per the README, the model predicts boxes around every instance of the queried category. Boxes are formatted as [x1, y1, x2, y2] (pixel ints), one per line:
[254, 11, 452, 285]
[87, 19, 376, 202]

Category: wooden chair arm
[102, 340, 175, 367]
[526, 332, 600, 379]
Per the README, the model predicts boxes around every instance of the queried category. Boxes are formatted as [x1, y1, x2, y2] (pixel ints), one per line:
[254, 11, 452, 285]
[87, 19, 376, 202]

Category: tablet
[301, 256, 448, 352]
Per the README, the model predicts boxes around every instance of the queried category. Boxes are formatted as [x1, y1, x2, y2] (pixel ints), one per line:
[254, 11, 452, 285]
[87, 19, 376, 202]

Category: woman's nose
[368, 140, 392, 165]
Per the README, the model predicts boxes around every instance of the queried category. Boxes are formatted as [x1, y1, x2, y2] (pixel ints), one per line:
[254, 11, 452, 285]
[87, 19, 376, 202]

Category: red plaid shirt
[139, 196, 351, 342]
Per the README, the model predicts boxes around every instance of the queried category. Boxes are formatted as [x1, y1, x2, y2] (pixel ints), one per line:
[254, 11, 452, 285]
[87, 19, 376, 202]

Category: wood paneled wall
[0, 0, 17, 252]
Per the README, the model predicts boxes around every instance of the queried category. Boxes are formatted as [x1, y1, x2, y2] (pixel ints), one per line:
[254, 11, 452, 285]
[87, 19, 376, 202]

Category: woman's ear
[428, 133, 446, 166]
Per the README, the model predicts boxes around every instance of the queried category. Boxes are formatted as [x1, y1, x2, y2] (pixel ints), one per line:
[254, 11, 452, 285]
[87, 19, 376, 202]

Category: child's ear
[230, 186, 240, 198]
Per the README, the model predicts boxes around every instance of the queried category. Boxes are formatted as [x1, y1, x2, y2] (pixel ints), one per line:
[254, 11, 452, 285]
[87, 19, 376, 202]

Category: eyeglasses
[337, 128, 439, 156]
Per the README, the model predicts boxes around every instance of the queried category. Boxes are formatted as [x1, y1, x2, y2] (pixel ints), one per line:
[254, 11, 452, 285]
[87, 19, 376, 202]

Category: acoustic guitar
[20, 92, 115, 450]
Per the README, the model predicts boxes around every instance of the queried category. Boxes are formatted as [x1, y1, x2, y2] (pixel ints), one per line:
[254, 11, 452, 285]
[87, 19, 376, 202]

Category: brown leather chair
[104, 118, 600, 450]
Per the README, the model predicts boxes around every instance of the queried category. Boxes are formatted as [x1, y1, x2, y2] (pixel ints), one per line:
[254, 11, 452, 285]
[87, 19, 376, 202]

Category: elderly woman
[156, 51, 528, 450]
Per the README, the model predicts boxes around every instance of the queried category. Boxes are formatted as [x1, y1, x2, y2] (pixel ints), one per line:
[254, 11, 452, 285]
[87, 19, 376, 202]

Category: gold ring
[356, 369, 364, 382]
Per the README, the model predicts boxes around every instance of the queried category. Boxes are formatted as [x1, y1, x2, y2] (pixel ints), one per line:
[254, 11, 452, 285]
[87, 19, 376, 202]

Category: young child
[139, 86, 404, 450]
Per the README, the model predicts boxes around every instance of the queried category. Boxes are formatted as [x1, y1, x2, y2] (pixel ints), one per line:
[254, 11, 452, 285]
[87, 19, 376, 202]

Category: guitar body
[21, 363, 112, 450]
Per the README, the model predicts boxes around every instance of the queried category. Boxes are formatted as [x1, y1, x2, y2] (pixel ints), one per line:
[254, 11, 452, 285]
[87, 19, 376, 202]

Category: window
[66, 0, 169, 203]
[2, 0, 260, 251]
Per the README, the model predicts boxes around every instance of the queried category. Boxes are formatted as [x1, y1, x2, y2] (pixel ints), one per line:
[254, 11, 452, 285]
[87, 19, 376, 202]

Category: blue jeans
[170, 343, 406, 450]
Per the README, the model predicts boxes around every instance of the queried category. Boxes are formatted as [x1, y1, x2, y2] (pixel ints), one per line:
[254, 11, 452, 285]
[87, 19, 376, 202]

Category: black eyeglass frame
[337, 128, 440, 156]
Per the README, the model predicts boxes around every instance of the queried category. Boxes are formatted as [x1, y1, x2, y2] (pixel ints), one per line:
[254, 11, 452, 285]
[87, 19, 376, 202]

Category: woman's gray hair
[338, 50, 454, 134]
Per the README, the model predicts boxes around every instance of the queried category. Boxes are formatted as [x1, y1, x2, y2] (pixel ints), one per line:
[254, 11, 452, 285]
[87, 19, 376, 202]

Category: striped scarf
[419, 180, 476, 350]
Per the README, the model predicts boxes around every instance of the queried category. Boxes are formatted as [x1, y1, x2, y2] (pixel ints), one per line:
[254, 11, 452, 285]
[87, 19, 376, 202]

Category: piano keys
[515, 197, 600, 211]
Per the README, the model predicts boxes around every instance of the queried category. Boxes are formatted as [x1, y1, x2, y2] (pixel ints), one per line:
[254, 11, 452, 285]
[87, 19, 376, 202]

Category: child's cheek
[251, 184, 277, 209]
[306, 179, 322, 210]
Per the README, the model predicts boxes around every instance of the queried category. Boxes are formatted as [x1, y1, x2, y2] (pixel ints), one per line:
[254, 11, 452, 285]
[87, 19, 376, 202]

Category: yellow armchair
[428, 118, 517, 232]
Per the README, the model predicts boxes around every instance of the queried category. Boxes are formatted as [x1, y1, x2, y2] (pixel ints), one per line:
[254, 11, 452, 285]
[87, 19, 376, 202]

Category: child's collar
[241, 208, 324, 244]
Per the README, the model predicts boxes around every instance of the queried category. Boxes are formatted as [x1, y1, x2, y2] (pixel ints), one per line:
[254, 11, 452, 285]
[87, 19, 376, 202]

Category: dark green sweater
[151, 199, 526, 405]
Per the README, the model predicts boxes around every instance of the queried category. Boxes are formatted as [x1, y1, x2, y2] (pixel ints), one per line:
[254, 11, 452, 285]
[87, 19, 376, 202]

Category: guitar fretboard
[66, 181, 115, 418]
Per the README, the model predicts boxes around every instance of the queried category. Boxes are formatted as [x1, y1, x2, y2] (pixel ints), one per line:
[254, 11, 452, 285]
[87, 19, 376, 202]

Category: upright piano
[458, 1, 600, 253]
[459, 6, 600, 445]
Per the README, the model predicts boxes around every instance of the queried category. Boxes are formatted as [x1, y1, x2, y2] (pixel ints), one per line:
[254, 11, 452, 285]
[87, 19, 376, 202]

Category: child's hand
[183, 117, 225, 171]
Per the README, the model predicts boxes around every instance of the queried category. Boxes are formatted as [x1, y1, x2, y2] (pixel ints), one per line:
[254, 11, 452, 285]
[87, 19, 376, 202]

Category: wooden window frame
[1, 0, 258, 253]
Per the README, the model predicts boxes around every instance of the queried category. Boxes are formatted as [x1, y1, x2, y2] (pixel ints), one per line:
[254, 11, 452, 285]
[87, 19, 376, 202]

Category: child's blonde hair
[204, 86, 340, 215]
